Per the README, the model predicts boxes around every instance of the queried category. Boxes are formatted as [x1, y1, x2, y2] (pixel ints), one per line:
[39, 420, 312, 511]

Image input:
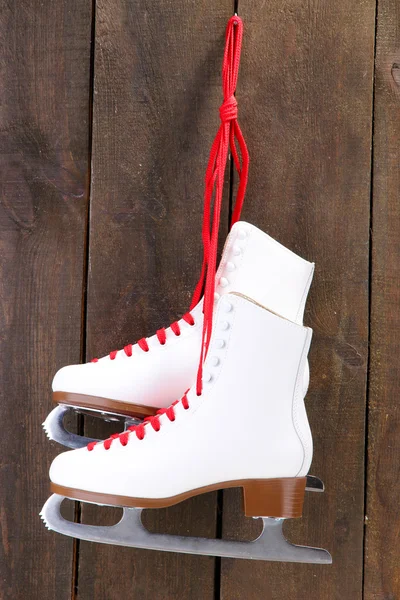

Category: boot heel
[242, 477, 306, 518]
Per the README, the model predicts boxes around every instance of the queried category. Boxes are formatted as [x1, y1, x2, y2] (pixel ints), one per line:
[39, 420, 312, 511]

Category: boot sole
[53, 391, 159, 419]
[51, 477, 306, 519]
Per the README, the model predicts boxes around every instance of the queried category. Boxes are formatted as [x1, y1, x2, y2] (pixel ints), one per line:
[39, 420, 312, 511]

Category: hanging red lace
[88, 15, 248, 450]
[190, 15, 249, 395]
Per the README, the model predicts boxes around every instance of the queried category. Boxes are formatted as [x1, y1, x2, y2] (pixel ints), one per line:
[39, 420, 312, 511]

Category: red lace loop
[190, 16, 249, 394]
[91, 312, 195, 362]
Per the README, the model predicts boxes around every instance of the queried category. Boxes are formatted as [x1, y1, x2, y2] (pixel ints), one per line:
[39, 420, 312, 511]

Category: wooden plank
[0, 1, 92, 598]
[78, 2, 233, 598]
[221, 2, 375, 598]
[364, 1, 400, 598]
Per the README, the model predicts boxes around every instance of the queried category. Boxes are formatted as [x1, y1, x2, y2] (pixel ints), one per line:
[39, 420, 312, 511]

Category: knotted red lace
[88, 15, 248, 450]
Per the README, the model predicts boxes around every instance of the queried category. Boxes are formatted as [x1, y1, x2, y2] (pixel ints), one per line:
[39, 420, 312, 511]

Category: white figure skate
[43, 222, 315, 449]
[42, 293, 331, 563]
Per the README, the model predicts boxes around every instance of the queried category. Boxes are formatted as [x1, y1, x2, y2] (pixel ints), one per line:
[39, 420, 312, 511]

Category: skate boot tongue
[190, 15, 249, 395]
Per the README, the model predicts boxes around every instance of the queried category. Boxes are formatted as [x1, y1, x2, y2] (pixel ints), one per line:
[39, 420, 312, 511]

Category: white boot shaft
[217, 223, 314, 324]
[50, 293, 313, 500]
[51, 222, 314, 412]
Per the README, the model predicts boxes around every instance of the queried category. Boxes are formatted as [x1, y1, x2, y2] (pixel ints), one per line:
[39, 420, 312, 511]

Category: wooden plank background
[1, 0, 399, 598]
[364, 0, 400, 598]
[0, 1, 92, 598]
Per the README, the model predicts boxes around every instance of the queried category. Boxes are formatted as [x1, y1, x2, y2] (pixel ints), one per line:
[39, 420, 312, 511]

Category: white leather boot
[49, 292, 313, 508]
[44, 221, 314, 447]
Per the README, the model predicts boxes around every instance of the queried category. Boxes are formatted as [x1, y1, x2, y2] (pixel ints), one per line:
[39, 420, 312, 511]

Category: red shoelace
[88, 15, 248, 450]
[88, 394, 190, 451]
[191, 15, 248, 395]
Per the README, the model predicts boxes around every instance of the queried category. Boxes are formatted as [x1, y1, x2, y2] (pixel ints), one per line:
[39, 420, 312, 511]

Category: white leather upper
[52, 222, 314, 409]
[50, 293, 313, 497]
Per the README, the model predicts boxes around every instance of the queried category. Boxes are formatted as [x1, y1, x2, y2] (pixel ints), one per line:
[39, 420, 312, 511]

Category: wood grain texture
[221, 1, 375, 598]
[78, 2, 233, 599]
[364, 1, 400, 598]
[0, 1, 92, 598]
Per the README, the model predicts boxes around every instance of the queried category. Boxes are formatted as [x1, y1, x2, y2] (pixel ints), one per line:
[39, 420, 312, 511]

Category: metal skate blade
[306, 475, 325, 492]
[42, 405, 142, 449]
[74, 408, 121, 422]
[41, 494, 332, 564]
[42, 405, 100, 449]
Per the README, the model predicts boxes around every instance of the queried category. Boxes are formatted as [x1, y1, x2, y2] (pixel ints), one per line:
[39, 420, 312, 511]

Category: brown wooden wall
[1, 1, 399, 598]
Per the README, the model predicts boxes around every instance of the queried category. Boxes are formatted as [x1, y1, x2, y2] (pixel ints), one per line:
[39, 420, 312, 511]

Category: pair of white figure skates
[41, 221, 332, 564]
